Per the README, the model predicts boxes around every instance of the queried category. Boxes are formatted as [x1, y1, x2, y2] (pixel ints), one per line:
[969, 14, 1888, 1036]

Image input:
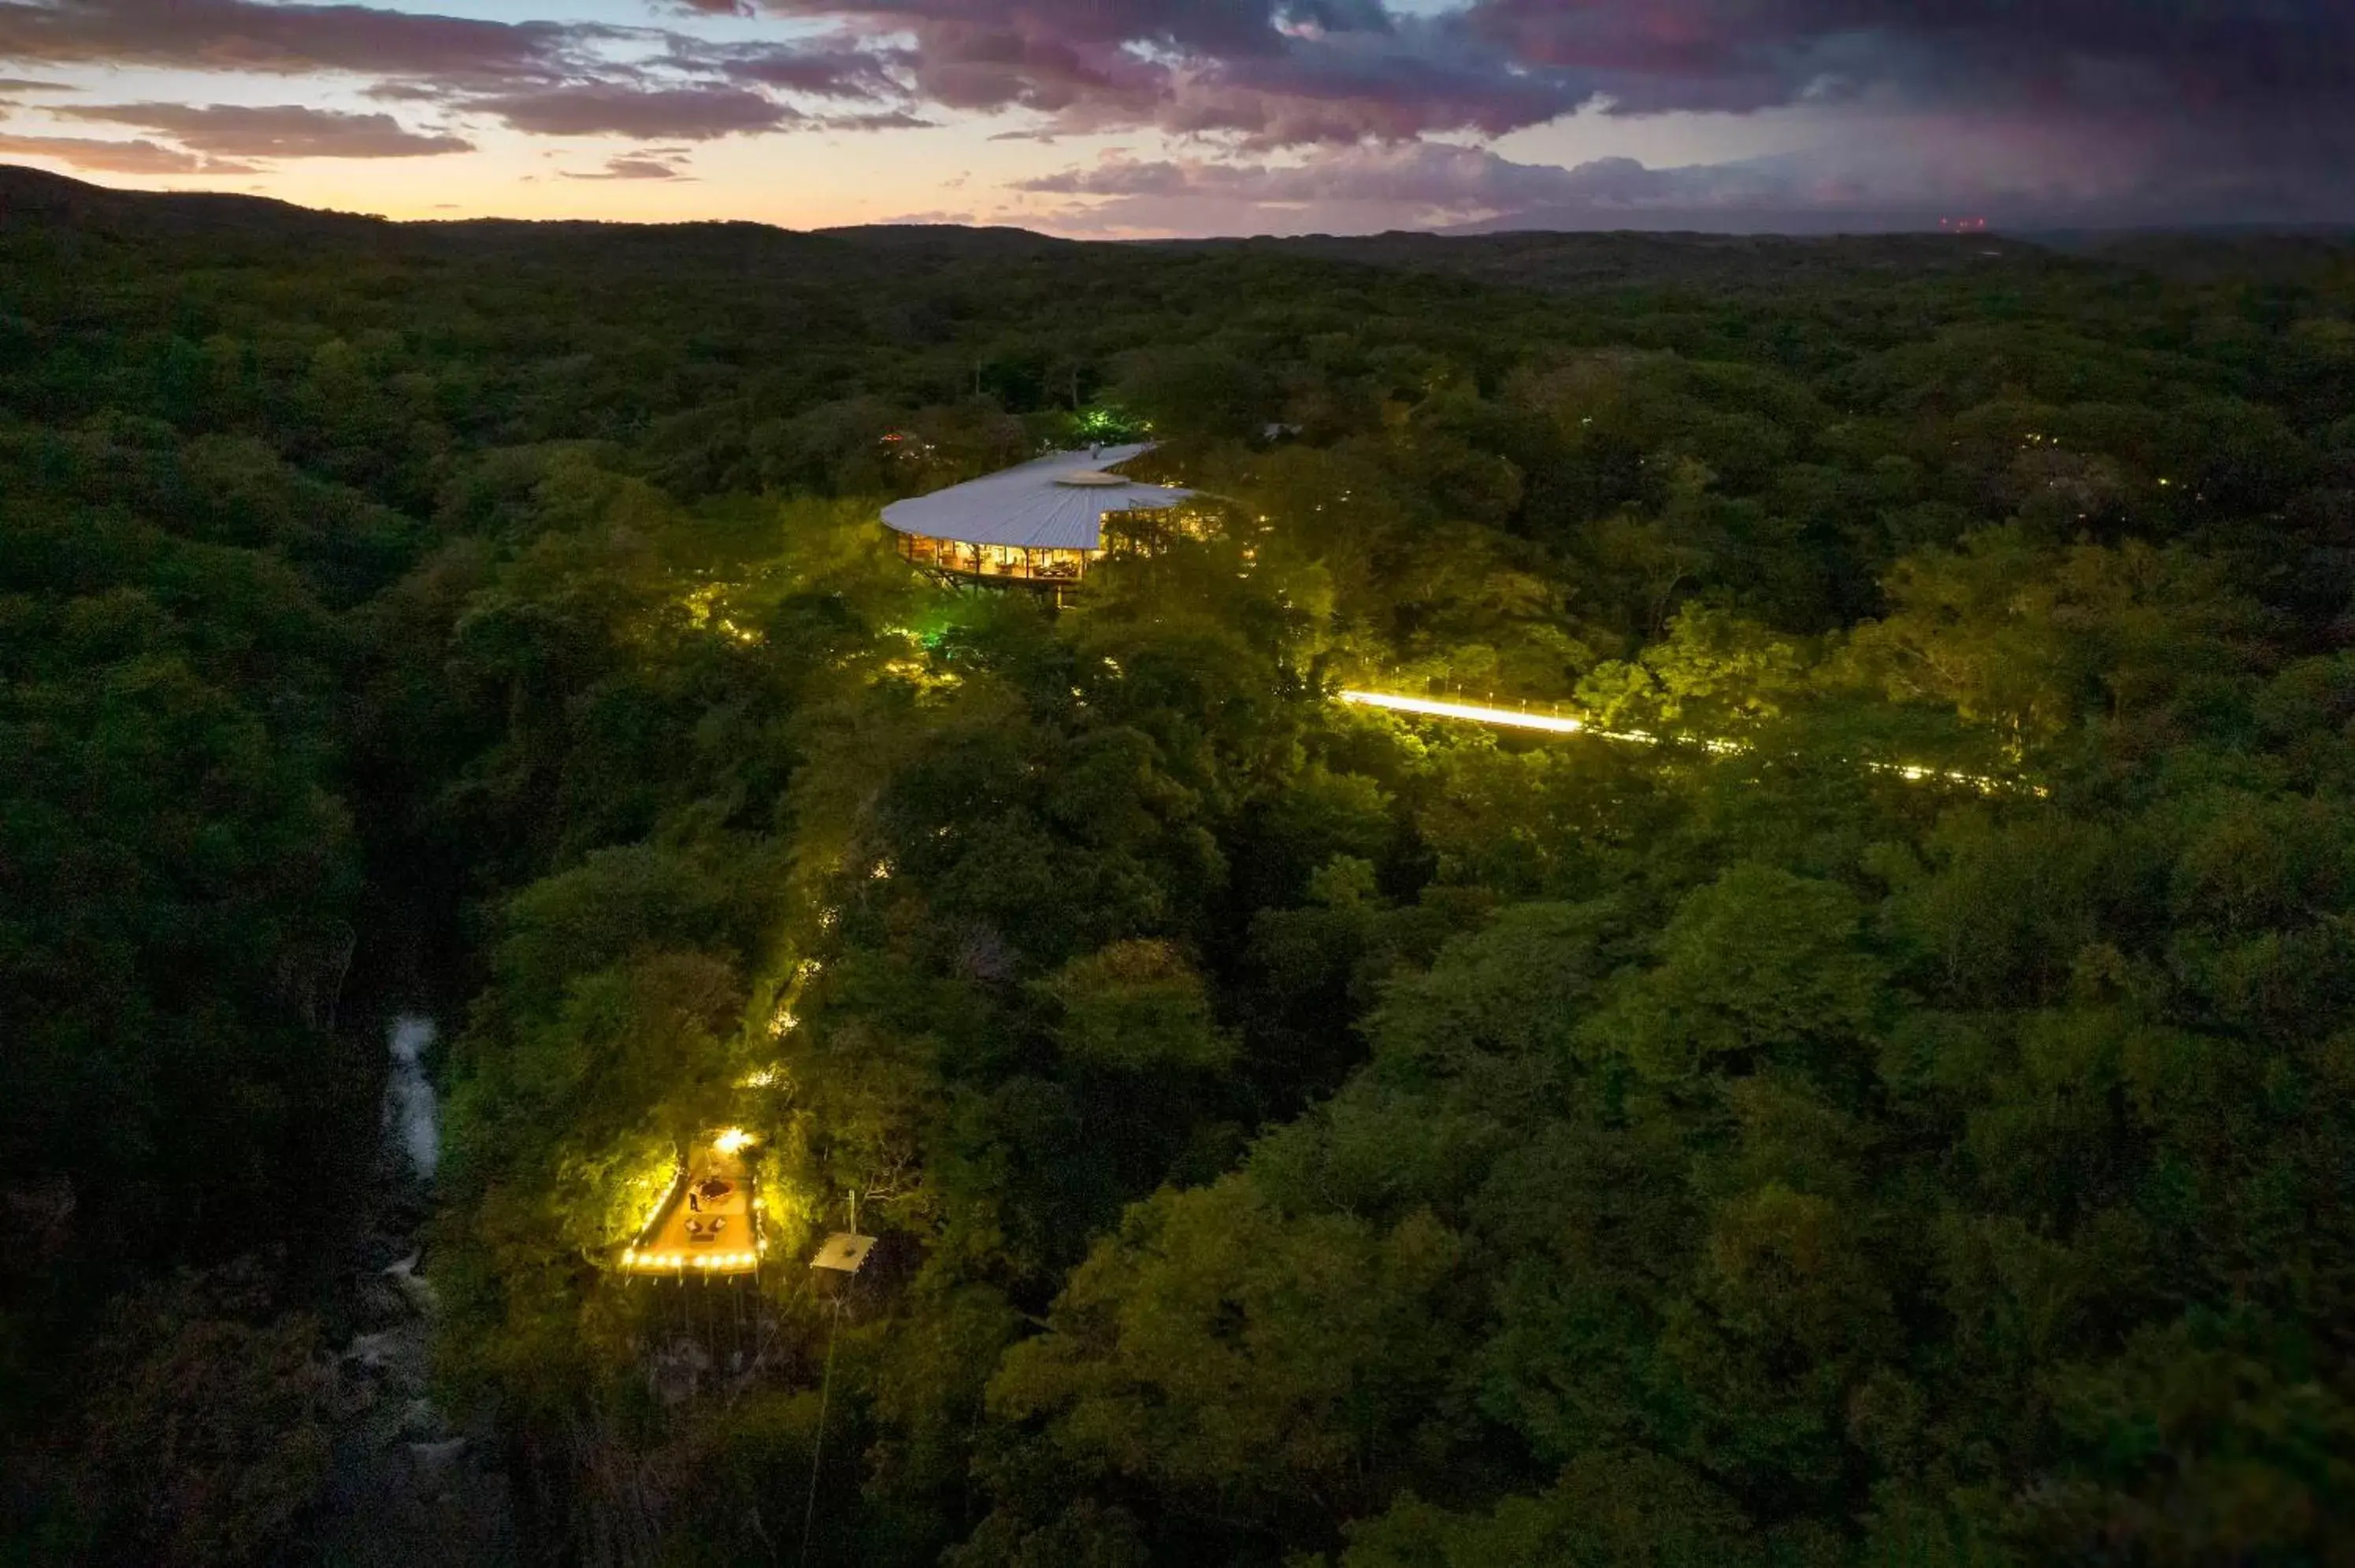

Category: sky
[0, 1, 2348, 238]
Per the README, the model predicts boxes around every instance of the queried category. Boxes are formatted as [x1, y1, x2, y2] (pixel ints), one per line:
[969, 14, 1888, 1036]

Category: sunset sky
[0, 1, 2347, 237]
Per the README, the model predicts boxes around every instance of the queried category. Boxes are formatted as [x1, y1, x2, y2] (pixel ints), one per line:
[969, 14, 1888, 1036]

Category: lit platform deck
[619, 1140, 763, 1277]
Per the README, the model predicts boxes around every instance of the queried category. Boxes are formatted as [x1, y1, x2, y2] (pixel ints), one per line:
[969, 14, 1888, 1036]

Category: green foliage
[988, 1177, 1466, 1523]
[6, 184, 2355, 1562]
[1040, 940, 1234, 1073]
[1339, 1453, 1770, 1568]
[1583, 865, 1887, 1084]
[57, 1263, 335, 1567]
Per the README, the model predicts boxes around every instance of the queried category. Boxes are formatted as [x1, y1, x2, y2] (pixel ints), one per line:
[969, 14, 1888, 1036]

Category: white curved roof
[881, 443, 1193, 552]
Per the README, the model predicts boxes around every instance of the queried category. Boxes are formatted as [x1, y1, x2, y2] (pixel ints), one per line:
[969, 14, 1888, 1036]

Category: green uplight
[1075, 405, 1145, 443]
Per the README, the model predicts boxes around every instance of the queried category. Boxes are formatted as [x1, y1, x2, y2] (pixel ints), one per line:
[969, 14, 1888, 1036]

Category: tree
[1040, 940, 1233, 1074]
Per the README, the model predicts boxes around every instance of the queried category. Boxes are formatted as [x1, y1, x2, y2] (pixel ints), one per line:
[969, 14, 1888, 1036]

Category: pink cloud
[55, 102, 471, 158]
[0, 130, 254, 175]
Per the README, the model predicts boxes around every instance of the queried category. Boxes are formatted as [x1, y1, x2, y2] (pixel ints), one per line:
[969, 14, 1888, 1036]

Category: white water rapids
[385, 1015, 439, 1183]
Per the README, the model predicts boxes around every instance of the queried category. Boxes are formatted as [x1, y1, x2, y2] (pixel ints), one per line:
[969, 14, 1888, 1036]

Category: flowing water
[385, 1015, 439, 1183]
[312, 1014, 514, 1561]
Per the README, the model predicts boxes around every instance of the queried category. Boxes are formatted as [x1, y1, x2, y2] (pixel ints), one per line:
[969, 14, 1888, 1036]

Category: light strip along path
[1335, 690, 2036, 797]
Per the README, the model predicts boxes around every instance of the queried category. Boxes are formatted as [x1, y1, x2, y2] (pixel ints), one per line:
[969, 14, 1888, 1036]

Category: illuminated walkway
[1337, 690, 2032, 796]
[1337, 691, 1730, 751]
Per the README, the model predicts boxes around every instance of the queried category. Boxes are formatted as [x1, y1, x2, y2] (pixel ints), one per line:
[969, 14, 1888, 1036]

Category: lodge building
[881, 443, 1196, 603]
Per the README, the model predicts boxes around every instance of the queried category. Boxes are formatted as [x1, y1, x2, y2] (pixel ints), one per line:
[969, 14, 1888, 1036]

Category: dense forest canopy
[3, 164, 2353, 1564]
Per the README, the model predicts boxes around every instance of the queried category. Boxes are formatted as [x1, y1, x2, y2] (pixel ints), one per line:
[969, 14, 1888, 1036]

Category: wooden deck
[619, 1143, 762, 1276]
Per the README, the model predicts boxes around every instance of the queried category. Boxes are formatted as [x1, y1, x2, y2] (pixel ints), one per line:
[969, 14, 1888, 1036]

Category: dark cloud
[1155, 13, 1589, 146]
[897, 9, 1583, 148]
[744, 1, 1586, 145]
[819, 109, 938, 131]
[1469, 1, 2355, 116]
[785, 0, 2349, 131]
[562, 154, 697, 180]
[761, 0, 1286, 56]
[56, 102, 471, 158]
[0, 130, 254, 175]
[0, 76, 69, 91]
[362, 82, 454, 105]
[5, 0, 2349, 156]
[702, 39, 912, 99]
[0, 0, 586, 82]
[465, 83, 801, 140]
[725, 0, 2355, 171]
[0, 2, 921, 145]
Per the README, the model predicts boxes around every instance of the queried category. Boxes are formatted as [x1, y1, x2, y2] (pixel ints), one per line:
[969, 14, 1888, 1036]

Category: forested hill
[4, 166, 2354, 1564]
[1168, 228, 2066, 293]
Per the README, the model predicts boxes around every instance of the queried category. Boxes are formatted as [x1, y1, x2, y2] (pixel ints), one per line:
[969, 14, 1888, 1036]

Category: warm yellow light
[1864, 759, 2045, 798]
[714, 1128, 756, 1155]
[632, 1168, 685, 1240]
[1337, 690, 1719, 750]
[1340, 689, 1592, 734]
[1337, 690, 2033, 797]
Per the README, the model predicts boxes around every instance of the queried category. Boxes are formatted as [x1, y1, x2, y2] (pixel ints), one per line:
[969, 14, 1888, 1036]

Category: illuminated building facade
[881, 443, 1196, 605]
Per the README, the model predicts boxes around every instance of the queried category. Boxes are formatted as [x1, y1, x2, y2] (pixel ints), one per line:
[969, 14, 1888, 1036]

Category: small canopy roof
[811, 1233, 877, 1273]
[881, 443, 1193, 553]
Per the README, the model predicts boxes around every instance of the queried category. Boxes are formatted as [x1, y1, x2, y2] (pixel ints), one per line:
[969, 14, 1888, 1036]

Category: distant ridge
[1162, 228, 2064, 294]
[5, 165, 2344, 291]
[0, 163, 861, 265]
[816, 223, 1074, 251]
[0, 161, 388, 239]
